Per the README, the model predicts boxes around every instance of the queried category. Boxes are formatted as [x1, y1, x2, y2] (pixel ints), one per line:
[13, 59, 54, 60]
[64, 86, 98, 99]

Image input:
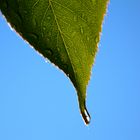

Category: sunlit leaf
[0, 0, 108, 125]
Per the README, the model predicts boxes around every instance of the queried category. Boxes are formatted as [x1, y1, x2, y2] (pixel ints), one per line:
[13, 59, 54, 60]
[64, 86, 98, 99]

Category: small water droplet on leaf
[95, 36, 99, 43]
[48, 32, 52, 36]
[47, 16, 51, 20]
[87, 36, 90, 41]
[32, 18, 37, 27]
[45, 48, 53, 56]
[74, 16, 77, 22]
[71, 31, 76, 38]
[80, 27, 84, 34]
[23, 10, 28, 14]
[43, 26, 46, 31]
[28, 33, 38, 42]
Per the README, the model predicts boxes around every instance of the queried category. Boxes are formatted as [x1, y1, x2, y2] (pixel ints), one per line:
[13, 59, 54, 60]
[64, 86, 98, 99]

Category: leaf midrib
[49, 0, 78, 88]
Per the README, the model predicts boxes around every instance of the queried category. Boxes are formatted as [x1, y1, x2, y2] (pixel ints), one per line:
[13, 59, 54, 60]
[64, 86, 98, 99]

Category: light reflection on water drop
[81, 107, 91, 125]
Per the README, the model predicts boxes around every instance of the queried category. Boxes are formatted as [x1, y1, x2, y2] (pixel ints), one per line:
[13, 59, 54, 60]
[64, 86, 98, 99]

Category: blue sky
[0, 1, 140, 140]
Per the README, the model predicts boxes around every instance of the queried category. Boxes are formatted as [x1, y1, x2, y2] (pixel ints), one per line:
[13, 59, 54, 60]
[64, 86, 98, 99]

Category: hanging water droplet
[79, 98, 91, 125]
[81, 108, 91, 125]
[95, 36, 99, 43]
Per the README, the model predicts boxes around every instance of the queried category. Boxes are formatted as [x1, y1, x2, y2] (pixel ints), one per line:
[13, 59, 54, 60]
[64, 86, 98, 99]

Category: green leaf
[0, 0, 108, 125]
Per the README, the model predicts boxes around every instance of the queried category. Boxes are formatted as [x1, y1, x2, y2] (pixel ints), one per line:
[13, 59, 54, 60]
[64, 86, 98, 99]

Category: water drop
[48, 31, 52, 37]
[81, 13, 84, 18]
[63, 63, 68, 68]
[28, 33, 38, 41]
[80, 27, 84, 34]
[78, 95, 91, 125]
[32, 18, 37, 27]
[57, 48, 60, 52]
[71, 31, 76, 37]
[47, 16, 51, 20]
[12, 24, 17, 30]
[74, 16, 77, 22]
[91, 49, 95, 56]
[87, 36, 90, 41]
[46, 38, 50, 42]
[74, 49, 77, 54]
[18, 32, 23, 36]
[45, 48, 53, 56]
[95, 36, 99, 43]
[43, 26, 46, 31]
[81, 13, 87, 21]
[81, 108, 91, 125]
[23, 10, 28, 14]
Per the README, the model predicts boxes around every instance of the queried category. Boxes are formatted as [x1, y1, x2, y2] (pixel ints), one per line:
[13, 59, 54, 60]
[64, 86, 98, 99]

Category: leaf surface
[0, 0, 108, 124]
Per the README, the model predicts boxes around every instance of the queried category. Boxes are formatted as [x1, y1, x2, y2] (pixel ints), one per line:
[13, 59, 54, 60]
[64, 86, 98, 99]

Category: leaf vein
[49, 0, 78, 87]
[51, 0, 88, 24]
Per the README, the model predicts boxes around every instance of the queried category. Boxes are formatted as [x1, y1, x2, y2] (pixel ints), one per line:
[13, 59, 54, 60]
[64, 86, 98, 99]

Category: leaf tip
[78, 95, 91, 125]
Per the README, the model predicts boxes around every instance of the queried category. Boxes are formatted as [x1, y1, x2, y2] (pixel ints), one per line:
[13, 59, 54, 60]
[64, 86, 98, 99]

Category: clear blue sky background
[0, 1, 140, 140]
